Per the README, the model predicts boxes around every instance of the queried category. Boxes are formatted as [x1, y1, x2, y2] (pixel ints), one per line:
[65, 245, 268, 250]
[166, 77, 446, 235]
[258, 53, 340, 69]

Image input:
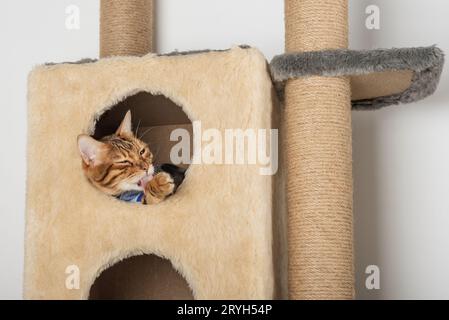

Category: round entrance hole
[89, 254, 194, 300]
[93, 92, 193, 172]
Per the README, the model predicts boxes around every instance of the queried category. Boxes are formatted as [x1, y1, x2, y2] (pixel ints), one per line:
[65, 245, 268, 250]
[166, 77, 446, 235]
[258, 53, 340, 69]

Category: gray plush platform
[270, 46, 444, 109]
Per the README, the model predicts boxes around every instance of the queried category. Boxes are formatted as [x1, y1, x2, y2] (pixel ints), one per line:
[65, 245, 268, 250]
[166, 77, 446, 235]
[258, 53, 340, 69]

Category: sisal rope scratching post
[100, 0, 154, 58]
[284, 0, 354, 299]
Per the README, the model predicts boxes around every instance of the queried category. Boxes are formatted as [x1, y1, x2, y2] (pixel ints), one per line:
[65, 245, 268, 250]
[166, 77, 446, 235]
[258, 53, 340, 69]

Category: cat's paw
[144, 172, 175, 204]
[153, 172, 175, 196]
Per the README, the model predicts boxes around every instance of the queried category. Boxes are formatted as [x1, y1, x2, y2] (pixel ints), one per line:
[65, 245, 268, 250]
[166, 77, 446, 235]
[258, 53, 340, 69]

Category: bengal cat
[77, 110, 175, 204]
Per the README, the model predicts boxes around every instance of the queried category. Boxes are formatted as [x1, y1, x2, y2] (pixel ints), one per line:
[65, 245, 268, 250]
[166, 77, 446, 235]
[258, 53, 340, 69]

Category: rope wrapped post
[284, 0, 354, 299]
[100, 0, 154, 58]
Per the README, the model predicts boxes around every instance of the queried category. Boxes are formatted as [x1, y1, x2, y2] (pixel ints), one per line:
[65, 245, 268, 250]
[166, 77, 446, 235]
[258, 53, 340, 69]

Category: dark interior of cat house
[89, 254, 194, 300]
[89, 92, 194, 300]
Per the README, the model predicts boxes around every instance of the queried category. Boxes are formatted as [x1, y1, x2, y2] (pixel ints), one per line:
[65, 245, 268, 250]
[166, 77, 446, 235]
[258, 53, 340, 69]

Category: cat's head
[77, 110, 154, 196]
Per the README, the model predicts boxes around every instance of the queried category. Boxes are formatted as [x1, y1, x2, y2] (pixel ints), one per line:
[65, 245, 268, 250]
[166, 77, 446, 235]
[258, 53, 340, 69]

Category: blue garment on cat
[117, 191, 144, 203]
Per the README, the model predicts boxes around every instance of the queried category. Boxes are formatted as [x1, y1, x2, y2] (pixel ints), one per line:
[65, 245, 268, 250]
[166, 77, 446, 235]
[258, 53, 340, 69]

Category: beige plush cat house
[25, 45, 286, 299]
[25, 0, 443, 300]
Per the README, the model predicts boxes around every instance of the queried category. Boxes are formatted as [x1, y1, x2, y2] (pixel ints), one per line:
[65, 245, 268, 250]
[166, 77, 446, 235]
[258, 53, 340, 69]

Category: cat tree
[24, 0, 443, 299]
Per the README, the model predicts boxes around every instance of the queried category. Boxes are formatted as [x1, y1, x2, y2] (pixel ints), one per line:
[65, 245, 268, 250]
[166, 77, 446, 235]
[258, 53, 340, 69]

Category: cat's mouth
[137, 175, 153, 188]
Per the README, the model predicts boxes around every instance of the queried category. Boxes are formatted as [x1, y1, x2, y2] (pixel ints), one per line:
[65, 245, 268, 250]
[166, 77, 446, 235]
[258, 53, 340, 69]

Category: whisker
[135, 119, 142, 136]
[146, 142, 162, 161]
[151, 145, 162, 162]
[139, 127, 156, 140]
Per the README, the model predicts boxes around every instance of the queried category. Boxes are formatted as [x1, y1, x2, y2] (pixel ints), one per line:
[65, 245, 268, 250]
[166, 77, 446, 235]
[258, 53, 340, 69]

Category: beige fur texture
[24, 47, 286, 299]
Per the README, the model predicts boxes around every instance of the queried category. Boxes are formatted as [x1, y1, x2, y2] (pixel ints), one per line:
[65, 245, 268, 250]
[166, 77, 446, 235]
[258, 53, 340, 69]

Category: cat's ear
[116, 110, 133, 136]
[77, 135, 105, 166]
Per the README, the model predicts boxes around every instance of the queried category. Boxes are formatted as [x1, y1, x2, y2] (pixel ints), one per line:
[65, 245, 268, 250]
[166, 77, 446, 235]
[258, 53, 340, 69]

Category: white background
[0, 0, 448, 299]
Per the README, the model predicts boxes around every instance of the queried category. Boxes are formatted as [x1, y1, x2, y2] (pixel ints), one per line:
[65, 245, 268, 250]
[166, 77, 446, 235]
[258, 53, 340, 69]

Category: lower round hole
[89, 254, 194, 300]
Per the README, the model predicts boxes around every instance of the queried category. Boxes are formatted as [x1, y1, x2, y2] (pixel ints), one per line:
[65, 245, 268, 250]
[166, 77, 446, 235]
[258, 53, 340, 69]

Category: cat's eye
[140, 148, 147, 156]
[116, 160, 132, 166]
